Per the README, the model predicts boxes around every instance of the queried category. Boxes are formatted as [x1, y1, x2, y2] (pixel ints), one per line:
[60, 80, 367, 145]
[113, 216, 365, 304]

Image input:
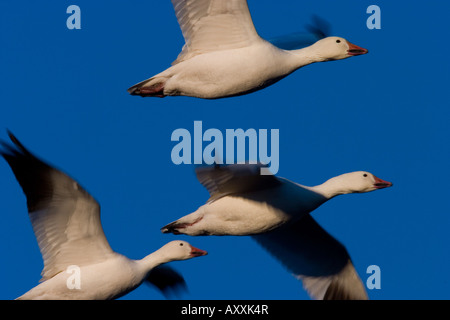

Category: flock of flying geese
[2, 0, 392, 300]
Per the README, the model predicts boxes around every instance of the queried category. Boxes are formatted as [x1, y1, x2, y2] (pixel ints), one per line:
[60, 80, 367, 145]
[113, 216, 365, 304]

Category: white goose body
[17, 246, 201, 300]
[128, 0, 368, 99]
[152, 41, 299, 99]
[18, 253, 141, 300]
[170, 178, 326, 236]
[162, 164, 393, 300]
[0, 133, 207, 300]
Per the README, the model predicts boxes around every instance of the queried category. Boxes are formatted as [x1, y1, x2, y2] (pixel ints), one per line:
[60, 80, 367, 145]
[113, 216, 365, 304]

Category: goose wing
[269, 15, 330, 50]
[1, 132, 114, 282]
[171, 0, 261, 64]
[195, 163, 282, 203]
[145, 265, 187, 297]
[253, 214, 368, 300]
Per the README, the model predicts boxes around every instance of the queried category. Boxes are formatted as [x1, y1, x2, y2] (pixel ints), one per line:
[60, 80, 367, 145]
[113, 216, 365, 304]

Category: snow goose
[0, 132, 207, 300]
[161, 164, 392, 299]
[127, 0, 368, 99]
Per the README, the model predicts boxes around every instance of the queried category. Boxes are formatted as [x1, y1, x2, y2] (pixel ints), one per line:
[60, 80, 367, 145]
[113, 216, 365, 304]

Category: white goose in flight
[0, 132, 207, 300]
[128, 0, 368, 99]
[161, 164, 392, 299]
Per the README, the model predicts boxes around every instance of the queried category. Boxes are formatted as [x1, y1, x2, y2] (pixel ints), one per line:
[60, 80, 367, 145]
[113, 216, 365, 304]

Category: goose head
[312, 37, 368, 61]
[160, 241, 208, 261]
[317, 171, 393, 199]
[329, 171, 393, 195]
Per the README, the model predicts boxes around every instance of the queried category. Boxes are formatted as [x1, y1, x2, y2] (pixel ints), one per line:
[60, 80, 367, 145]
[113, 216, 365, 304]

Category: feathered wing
[252, 214, 368, 300]
[171, 0, 261, 64]
[268, 15, 330, 50]
[145, 265, 187, 297]
[0, 132, 114, 281]
[195, 163, 282, 203]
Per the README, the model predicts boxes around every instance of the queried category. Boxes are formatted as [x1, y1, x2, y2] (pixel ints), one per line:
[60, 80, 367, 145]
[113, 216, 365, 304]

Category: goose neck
[136, 250, 170, 276]
[287, 45, 323, 69]
[311, 177, 351, 200]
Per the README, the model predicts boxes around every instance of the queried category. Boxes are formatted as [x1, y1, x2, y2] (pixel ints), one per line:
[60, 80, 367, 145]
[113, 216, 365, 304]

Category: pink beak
[189, 245, 208, 257]
[347, 41, 369, 56]
[373, 176, 393, 189]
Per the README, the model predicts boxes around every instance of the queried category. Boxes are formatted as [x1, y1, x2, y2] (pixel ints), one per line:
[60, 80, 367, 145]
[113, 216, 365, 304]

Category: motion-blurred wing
[1, 132, 113, 281]
[195, 163, 282, 203]
[269, 15, 331, 50]
[145, 265, 188, 298]
[253, 214, 368, 300]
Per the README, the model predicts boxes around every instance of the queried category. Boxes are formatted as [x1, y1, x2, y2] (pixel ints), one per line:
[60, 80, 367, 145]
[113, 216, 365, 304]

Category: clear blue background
[1, 0, 449, 300]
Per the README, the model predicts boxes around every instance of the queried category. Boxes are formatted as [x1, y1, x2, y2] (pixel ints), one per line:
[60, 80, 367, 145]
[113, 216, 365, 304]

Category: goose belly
[165, 44, 292, 99]
[200, 197, 294, 236]
[18, 255, 142, 300]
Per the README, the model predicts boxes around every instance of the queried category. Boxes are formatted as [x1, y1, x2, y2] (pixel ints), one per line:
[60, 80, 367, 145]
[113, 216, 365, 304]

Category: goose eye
[336, 39, 341, 43]
[179, 243, 184, 246]
[363, 174, 368, 177]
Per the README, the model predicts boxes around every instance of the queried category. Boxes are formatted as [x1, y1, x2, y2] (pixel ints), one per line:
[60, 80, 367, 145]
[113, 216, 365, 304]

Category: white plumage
[0, 133, 207, 300]
[128, 0, 368, 99]
[162, 164, 393, 299]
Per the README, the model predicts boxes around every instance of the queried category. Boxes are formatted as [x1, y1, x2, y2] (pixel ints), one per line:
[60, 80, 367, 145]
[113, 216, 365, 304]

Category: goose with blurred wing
[1, 132, 207, 300]
[162, 163, 392, 300]
[128, 0, 368, 99]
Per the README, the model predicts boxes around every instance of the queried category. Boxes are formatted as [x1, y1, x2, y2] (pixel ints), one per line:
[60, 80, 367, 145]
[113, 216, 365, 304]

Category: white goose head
[158, 241, 208, 261]
[339, 171, 392, 193]
[312, 37, 368, 61]
[320, 171, 393, 198]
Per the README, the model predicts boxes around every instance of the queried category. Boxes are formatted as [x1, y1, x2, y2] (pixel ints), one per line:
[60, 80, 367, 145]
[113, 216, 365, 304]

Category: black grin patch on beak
[374, 182, 393, 188]
[348, 49, 367, 55]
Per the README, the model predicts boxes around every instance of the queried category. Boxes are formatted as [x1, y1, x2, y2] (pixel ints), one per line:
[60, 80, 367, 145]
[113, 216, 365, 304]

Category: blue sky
[1, 0, 449, 300]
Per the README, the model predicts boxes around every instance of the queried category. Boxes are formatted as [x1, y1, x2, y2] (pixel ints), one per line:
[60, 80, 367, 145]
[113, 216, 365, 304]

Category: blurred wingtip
[1, 130, 18, 157]
[3, 130, 30, 155]
[305, 14, 332, 39]
[145, 265, 189, 299]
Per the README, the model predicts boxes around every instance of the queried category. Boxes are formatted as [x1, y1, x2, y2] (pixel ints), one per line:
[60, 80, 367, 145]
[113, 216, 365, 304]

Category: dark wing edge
[195, 163, 282, 202]
[145, 265, 188, 298]
[269, 15, 331, 51]
[0, 131, 97, 212]
[1, 131, 112, 281]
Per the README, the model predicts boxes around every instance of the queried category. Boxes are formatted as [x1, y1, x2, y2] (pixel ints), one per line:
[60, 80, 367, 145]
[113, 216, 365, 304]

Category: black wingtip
[145, 265, 188, 299]
[0, 130, 20, 158]
[161, 221, 180, 234]
[305, 15, 332, 40]
[6, 131, 31, 155]
[6, 129, 14, 139]
[0, 131, 56, 212]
